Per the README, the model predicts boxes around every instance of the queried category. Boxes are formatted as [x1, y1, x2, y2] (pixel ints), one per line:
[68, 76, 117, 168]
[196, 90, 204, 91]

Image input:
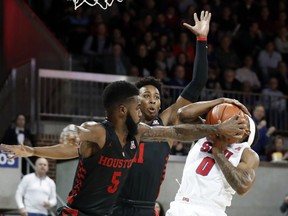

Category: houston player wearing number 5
[166, 100, 260, 216]
[1, 81, 247, 216]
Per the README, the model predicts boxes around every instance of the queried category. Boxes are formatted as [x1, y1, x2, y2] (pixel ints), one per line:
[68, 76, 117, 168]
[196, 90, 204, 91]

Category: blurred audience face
[35, 158, 49, 177]
[174, 65, 186, 80]
[224, 69, 235, 83]
[253, 105, 265, 120]
[244, 55, 253, 67]
[275, 136, 284, 152]
[113, 44, 122, 57]
[16, 115, 26, 128]
[268, 78, 279, 90]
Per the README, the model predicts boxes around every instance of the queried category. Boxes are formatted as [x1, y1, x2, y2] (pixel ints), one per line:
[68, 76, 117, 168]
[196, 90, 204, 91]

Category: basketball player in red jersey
[166, 99, 259, 216]
[1, 80, 246, 216]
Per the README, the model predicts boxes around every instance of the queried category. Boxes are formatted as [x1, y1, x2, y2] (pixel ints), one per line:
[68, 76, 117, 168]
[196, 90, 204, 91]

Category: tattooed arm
[138, 114, 246, 145]
[212, 144, 259, 195]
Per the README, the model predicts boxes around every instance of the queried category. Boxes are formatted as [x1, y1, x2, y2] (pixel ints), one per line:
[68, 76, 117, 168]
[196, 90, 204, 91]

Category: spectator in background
[272, 61, 288, 95]
[1, 114, 33, 147]
[261, 77, 286, 112]
[1, 114, 34, 175]
[251, 104, 276, 160]
[102, 43, 130, 75]
[258, 41, 282, 85]
[235, 55, 261, 91]
[131, 44, 154, 76]
[266, 135, 288, 162]
[235, 21, 265, 59]
[257, 6, 274, 38]
[15, 157, 57, 216]
[219, 68, 242, 98]
[215, 34, 240, 71]
[201, 65, 222, 100]
[82, 22, 112, 56]
[171, 141, 188, 156]
[155, 201, 165, 216]
[172, 32, 195, 64]
[274, 26, 288, 62]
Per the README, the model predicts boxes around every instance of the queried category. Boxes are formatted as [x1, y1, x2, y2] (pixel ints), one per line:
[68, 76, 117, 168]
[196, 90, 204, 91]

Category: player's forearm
[33, 144, 78, 159]
[141, 124, 219, 142]
[212, 150, 253, 195]
[178, 98, 224, 122]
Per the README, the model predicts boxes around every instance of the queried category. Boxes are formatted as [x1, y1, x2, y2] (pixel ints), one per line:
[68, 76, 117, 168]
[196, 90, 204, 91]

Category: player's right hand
[217, 114, 247, 139]
[60, 124, 80, 148]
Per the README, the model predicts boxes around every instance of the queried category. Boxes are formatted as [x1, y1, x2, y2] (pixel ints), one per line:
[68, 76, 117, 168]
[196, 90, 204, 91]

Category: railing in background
[37, 69, 140, 130]
[37, 69, 288, 134]
[0, 59, 37, 137]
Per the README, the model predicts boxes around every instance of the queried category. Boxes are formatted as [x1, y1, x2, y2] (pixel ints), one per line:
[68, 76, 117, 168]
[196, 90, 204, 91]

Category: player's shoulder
[81, 121, 106, 132]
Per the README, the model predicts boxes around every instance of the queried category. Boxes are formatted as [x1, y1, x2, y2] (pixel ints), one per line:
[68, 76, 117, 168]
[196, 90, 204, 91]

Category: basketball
[206, 103, 245, 143]
[206, 103, 244, 125]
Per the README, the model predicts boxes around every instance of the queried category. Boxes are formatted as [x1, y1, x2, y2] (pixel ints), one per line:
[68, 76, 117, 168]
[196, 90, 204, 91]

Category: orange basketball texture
[206, 103, 245, 144]
[206, 103, 244, 125]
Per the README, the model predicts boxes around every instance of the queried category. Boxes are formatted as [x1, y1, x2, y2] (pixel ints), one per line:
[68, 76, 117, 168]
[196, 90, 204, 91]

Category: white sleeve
[48, 179, 57, 207]
[15, 176, 29, 209]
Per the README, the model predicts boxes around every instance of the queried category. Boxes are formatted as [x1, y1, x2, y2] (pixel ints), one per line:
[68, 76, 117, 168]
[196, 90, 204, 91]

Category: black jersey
[117, 117, 170, 202]
[66, 120, 138, 216]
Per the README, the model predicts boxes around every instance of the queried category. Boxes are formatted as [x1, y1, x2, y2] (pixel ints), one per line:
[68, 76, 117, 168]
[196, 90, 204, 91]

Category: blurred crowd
[27, 0, 288, 94]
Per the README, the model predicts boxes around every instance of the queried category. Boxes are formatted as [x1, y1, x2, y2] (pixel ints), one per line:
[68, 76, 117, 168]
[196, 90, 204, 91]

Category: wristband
[197, 37, 207, 41]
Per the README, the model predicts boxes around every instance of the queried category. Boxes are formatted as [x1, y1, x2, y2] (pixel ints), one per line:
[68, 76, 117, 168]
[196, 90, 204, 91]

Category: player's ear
[119, 104, 127, 115]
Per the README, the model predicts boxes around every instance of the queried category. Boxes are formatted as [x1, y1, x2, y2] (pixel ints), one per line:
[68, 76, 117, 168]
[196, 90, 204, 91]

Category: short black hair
[103, 81, 139, 112]
[135, 76, 162, 94]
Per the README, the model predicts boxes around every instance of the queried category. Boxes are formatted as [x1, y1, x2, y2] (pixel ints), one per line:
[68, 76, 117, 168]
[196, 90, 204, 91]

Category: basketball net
[72, 0, 124, 10]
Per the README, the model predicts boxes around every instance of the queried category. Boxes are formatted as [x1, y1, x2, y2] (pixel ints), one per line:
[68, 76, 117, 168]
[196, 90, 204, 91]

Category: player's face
[139, 85, 161, 122]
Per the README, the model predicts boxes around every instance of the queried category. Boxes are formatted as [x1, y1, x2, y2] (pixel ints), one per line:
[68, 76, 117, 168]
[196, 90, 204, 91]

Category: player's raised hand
[60, 124, 80, 148]
[217, 115, 248, 140]
[0, 143, 34, 159]
[183, 10, 211, 38]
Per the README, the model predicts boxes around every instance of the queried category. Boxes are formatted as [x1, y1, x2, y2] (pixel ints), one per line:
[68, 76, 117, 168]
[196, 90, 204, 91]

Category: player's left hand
[183, 11, 211, 38]
[222, 98, 251, 116]
[0, 143, 34, 159]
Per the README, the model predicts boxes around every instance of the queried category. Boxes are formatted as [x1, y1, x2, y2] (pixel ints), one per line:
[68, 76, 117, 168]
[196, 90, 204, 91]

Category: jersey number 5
[107, 171, 121, 193]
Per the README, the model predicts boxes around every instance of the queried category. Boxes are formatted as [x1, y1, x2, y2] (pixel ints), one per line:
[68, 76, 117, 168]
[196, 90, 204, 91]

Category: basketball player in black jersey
[2, 80, 247, 216]
[110, 11, 250, 216]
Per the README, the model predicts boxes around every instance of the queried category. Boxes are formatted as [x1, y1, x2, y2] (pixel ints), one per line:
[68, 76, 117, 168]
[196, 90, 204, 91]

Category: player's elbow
[236, 187, 250, 196]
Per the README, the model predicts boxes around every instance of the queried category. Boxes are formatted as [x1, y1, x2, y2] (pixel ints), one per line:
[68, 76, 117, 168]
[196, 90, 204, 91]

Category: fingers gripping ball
[206, 103, 246, 143]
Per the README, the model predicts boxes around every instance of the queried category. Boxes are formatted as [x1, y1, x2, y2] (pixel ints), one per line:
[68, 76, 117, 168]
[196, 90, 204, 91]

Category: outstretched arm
[1, 143, 79, 160]
[178, 98, 251, 123]
[212, 138, 259, 195]
[1, 121, 105, 160]
[161, 11, 211, 126]
[139, 114, 246, 144]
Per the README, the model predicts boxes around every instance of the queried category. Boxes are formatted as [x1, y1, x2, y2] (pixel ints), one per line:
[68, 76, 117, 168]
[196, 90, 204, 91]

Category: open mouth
[148, 107, 156, 113]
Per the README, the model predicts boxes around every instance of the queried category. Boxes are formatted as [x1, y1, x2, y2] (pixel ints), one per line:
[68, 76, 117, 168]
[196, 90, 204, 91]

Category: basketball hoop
[72, 0, 124, 10]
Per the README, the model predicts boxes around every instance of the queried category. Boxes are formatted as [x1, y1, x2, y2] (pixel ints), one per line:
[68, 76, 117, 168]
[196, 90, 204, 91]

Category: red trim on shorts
[62, 207, 79, 216]
[154, 208, 159, 216]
